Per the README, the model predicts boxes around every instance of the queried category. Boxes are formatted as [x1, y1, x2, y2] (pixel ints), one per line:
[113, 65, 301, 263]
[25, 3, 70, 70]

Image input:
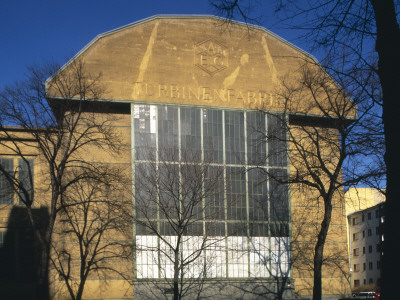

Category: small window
[354, 279, 360, 287]
[0, 230, 5, 248]
[354, 264, 359, 272]
[353, 217, 358, 225]
[377, 261, 381, 269]
[368, 212, 372, 220]
[353, 233, 359, 241]
[369, 278, 373, 284]
[368, 229, 372, 236]
[363, 247, 366, 254]
[18, 159, 34, 205]
[369, 262, 373, 270]
[0, 158, 34, 206]
[362, 214, 365, 222]
[362, 230, 365, 238]
[363, 263, 366, 271]
[376, 210, 379, 218]
[0, 158, 14, 205]
[369, 245, 373, 253]
[353, 248, 359, 256]
[363, 279, 366, 285]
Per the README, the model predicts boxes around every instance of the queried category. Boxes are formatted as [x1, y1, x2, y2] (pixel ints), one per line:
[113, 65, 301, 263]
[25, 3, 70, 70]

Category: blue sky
[0, 0, 308, 88]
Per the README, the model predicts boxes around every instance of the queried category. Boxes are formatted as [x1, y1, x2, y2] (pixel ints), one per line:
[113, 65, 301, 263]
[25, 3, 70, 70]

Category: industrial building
[0, 16, 352, 299]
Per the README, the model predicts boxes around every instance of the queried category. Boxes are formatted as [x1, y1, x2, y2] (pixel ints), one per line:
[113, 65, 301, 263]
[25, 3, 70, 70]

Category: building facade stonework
[0, 16, 351, 299]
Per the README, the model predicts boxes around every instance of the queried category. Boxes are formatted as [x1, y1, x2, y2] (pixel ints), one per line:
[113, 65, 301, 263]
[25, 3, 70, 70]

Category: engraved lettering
[195, 39, 229, 76]
[259, 91, 268, 106]
[159, 84, 169, 98]
[214, 55, 224, 66]
[170, 85, 180, 98]
[189, 87, 200, 101]
[247, 91, 257, 104]
[268, 93, 274, 107]
[208, 42, 215, 54]
[213, 89, 227, 102]
[202, 87, 212, 102]
[132, 82, 275, 108]
[236, 91, 245, 102]
[132, 82, 145, 98]
[200, 54, 208, 66]
[146, 83, 155, 96]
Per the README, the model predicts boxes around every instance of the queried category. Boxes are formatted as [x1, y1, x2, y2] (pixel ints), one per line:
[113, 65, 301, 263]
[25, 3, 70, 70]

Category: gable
[48, 15, 317, 111]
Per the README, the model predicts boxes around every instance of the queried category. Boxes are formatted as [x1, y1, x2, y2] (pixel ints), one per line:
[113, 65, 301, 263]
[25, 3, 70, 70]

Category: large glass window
[132, 104, 289, 279]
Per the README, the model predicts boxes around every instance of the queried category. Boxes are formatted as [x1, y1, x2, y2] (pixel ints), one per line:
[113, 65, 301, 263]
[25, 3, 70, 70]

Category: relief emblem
[194, 39, 229, 75]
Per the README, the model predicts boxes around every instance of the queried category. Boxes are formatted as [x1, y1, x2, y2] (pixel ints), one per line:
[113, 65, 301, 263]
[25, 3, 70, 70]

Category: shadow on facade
[0, 206, 49, 300]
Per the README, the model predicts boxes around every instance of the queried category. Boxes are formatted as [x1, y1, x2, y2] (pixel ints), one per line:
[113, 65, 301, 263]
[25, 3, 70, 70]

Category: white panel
[270, 237, 290, 277]
[205, 237, 226, 278]
[182, 236, 204, 278]
[160, 236, 177, 279]
[227, 236, 248, 277]
[249, 236, 270, 277]
[136, 234, 288, 279]
[136, 235, 159, 278]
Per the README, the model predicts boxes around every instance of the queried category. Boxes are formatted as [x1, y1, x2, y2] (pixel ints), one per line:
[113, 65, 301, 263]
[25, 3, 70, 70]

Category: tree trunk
[174, 249, 180, 300]
[35, 243, 50, 300]
[76, 280, 86, 300]
[312, 200, 332, 300]
[369, 1, 400, 299]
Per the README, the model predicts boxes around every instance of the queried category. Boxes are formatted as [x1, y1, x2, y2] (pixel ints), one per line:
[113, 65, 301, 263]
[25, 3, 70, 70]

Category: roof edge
[45, 14, 318, 86]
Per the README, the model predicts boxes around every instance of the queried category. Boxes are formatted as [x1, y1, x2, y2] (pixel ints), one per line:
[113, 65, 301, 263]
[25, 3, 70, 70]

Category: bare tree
[50, 167, 131, 300]
[133, 147, 226, 300]
[216, 59, 374, 299]
[240, 160, 350, 300]
[0, 60, 123, 300]
[210, 1, 396, 298]
[268, 61, 377, 300]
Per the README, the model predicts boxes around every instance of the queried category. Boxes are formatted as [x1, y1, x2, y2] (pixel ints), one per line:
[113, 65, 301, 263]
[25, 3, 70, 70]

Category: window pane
[247, 111, 266, 165]
[133, 105, 157, 160]
[248, 168, 268, 222]
[204, 166, 225, 221]
[225, 111, 245, 164]
[158, 106, 179, 161]
[180, 108, 201, 162]
[226, 167, 246, 221]
[269, 168, 289, 222]
[267, 114, 287, 167]
[203, 109, 223, 163]
[18, 159, 34, 205]
[0, 158, 14, 205]
[135, 162, 158, 220]
[205, 222, 225, 236]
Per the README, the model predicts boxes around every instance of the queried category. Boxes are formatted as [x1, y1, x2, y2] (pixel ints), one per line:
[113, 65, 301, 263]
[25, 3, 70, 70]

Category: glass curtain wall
[132, 104, 289, 279]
